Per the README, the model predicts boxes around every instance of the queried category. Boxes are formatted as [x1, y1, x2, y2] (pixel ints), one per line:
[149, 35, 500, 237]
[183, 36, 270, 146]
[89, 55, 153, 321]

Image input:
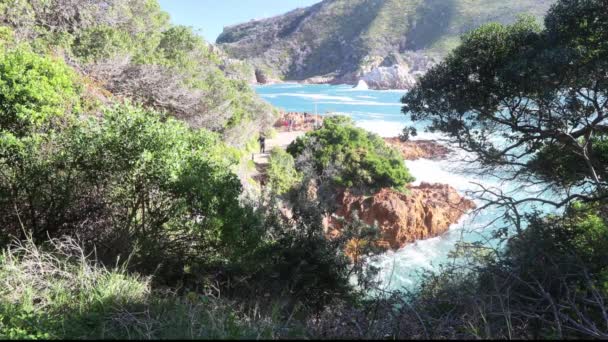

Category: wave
[261, 93, 402, 107]
[353, 80, 369, 90]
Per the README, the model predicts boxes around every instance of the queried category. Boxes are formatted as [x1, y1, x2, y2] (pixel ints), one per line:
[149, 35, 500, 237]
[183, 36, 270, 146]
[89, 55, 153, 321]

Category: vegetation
[287, 116, 414, 193]
[0, 0, 606, 339]
[0, 46, 80, 136]
[267, 148, 301, 196]
[397, 0, 608, 338]
[217, 0, 554, 82]
[0, 237, 284, 340]
[0, 0, 276, 148]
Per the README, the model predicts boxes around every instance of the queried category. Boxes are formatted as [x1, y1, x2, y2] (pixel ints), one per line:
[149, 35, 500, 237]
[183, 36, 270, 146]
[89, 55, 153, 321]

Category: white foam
[356, 120, 406, 137]
[263, 93, 402, 107]
[265, 93, 355, 102]
[317, 101, 402, 107]
[353, 80, 370, 90]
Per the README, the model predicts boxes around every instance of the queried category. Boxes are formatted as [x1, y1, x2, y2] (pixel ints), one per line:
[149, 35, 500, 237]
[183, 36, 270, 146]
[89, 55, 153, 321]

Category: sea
[255, 83, 560, 292]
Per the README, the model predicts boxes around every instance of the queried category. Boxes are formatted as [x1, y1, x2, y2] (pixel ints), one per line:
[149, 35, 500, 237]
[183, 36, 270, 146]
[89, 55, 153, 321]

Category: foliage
[0, 103, 264, 279]
[0, 46, 79, 136]
[392, 1, 608, 339]
[267, 148, 302, 195]
[229, 196, 387, 316]
[0, 236, 290, 340]
[402, 3, 607, 201]
[287, 116, 414, 193]
[399, 126, 418, 142]
[529, 135, 608, 187]
[0, 0, 275, 146]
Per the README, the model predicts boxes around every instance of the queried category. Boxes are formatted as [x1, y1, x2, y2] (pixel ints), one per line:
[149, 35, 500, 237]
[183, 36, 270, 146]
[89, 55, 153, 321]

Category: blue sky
[158, 0, 321, 43]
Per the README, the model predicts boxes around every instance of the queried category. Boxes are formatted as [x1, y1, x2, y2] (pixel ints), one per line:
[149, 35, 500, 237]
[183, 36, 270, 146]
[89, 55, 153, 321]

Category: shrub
[267, 148, 301, 195]
[0, 236, 287, 340]
[0, 103, 264, 280]
[287, 116, 414, 193]
[399, 126, 418, 142]
[0, 46, 80, 136]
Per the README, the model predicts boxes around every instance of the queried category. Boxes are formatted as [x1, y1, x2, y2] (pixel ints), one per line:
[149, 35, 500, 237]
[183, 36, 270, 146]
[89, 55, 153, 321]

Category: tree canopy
[287, 116, 415, 193]
[402, 0, 607, 208]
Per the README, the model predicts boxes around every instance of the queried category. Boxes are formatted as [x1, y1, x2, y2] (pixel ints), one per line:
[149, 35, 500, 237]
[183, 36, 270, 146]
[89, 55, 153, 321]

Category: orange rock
[384, 138, 452, 161]
[275, 112, 324, 132]
[328, 183, 476, 250]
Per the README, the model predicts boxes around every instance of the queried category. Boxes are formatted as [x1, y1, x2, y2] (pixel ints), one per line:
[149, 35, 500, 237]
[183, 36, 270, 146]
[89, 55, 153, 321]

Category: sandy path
[249, 131, 307, 184]
[252, 131, 306, 165]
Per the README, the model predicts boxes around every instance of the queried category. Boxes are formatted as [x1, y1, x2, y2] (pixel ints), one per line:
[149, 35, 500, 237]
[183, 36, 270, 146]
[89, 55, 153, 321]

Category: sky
[158, 0, 321, 43]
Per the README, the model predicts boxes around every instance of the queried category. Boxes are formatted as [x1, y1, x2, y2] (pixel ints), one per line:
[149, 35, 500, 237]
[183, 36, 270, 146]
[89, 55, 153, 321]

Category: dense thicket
[0, 4, 389, 337]
[0, 0, 276, 147]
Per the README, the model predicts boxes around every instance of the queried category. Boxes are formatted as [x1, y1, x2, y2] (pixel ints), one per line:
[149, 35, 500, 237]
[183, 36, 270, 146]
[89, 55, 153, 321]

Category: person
[258, 134, 266, 154]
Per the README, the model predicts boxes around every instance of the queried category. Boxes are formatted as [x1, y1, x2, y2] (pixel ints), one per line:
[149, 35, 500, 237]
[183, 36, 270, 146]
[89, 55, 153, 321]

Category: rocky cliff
[216, 0, 554, 89]
[328, 183, 476, 250]
[384, 138, 452, 160]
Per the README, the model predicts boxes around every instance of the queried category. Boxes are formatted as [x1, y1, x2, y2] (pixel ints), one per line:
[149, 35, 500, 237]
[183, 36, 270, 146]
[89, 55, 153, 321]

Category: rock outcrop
[328, 183, 476, 250]
[360, 65, 417, 90]
[384, 138, 452, 161]
[275, 112, 324, 132]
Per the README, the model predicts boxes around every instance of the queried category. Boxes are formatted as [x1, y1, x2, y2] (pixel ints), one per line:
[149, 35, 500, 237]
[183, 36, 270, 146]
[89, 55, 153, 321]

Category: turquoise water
[255, 83, 559, 291]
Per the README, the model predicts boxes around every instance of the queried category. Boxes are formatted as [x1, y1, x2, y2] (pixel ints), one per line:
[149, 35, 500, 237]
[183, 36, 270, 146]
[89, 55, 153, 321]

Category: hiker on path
[258, 134, 266, 154]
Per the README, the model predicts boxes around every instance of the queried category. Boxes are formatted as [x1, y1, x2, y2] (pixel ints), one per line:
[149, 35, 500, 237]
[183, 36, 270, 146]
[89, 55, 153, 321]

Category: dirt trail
[252, 131, 305, 163]
[251, 131, 306, 183]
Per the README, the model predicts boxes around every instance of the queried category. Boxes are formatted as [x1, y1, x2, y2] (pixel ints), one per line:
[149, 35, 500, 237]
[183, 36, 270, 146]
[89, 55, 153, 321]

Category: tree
[402, 1, 607, 213]
[397, 2, 608, 337]
[287, 116, 415, 194]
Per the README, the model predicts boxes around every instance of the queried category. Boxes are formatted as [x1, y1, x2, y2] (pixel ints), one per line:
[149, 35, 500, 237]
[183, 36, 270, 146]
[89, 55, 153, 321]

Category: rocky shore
[384, 138, 452, 161]
[270, 114, 475, 254]
[328, 183, 477, 251]
[274, 112, 324, 132]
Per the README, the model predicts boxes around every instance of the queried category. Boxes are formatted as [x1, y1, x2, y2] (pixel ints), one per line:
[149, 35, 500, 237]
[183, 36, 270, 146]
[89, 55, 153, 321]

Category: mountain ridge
[216, 0, 556, 89]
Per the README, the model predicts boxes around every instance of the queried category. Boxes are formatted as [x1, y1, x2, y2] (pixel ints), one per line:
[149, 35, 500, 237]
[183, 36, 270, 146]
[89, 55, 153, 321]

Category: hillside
[217, 0, 555, 89]
[0, 0, 276, 148]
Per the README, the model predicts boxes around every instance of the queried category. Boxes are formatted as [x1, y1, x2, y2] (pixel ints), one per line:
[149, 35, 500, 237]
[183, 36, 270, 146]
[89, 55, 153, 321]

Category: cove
[255, 83, 562, 291]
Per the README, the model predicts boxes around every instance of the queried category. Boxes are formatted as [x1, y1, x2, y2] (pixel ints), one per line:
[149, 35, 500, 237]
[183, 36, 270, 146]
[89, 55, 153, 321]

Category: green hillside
[0, 0, 276, 148]
[217, 0, 555, 83]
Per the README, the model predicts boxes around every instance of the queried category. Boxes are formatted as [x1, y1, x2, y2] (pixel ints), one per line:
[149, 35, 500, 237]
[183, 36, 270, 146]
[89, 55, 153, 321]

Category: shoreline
[254, 80, 412, 92]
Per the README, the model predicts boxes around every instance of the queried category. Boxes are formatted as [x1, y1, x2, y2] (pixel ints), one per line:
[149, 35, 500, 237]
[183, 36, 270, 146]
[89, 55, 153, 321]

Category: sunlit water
[255, 83, 560, 291]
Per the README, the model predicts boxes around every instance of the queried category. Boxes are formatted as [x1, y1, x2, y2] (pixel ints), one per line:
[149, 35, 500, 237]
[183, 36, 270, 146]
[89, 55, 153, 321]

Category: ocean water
[255, 83, 559, 291]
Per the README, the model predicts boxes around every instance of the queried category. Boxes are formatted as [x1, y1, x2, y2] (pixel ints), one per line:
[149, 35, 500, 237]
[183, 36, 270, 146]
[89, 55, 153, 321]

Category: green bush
[0, 103, 264, 279]
[0, 46, 80, 136]
[287, 116, 414, 193]
[267, 148, 301, 195]
[0, 26, 13, 45]
[72, 26, 135, 62]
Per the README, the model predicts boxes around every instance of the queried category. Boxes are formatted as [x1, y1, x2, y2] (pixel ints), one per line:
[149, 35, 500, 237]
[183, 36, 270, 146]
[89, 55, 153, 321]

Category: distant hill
[217, 0, 555, 89]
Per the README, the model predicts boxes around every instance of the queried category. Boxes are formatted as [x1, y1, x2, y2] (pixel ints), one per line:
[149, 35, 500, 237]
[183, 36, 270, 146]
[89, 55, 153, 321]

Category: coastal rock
[254, 68, 283, 84]
[360, 64, 418, 90]
[275, 112, 324, 132]
[329, 183, 476, 250]
[384, 138, 452, 161]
